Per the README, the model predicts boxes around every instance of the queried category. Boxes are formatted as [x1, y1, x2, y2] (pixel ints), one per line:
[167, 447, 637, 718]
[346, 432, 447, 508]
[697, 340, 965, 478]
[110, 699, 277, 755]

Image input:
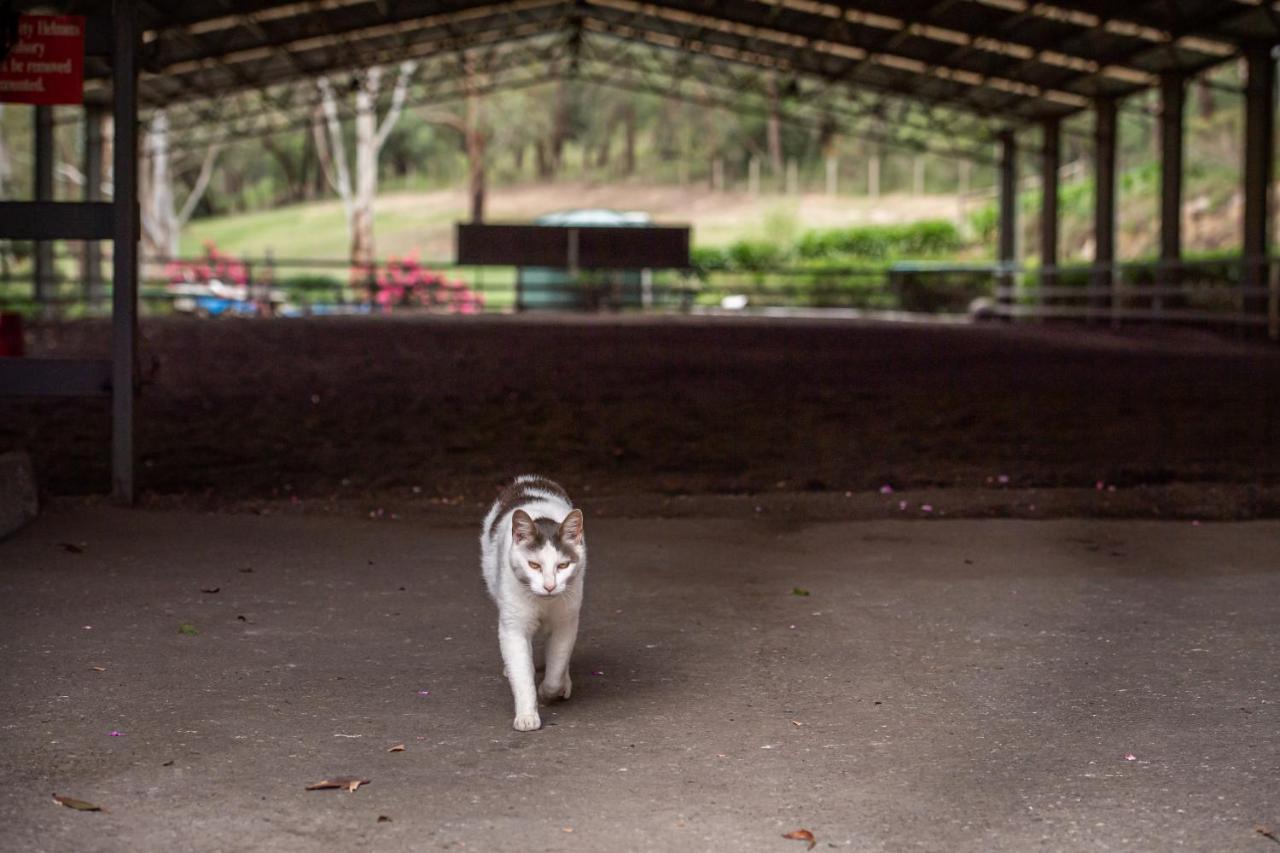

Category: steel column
[997, 130, 1017, 313]
[1159, 73, 1185, 300]
[112, 0, 139, 505]
[34, 105, 54, 309]
[84, 105, 106, 308]
[1243, 43, 1274, 317]
[1093, 97, 1117, 313]
[1040, 117, 1060, 296]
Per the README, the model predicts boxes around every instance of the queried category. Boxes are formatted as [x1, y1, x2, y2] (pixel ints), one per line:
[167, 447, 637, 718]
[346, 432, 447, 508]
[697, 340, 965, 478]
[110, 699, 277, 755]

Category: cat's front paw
[512, 712, 541, 732]
[538, 675, 571, 702]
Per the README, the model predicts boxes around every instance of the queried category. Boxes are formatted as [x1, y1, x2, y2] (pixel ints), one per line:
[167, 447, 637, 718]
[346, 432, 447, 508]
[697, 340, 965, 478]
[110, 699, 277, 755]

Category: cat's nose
[542, 578, 556, 592]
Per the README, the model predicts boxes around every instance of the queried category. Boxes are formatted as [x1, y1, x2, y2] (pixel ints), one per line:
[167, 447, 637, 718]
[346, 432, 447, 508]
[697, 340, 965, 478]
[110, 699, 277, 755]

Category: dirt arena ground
[2, 314, 1278, 516]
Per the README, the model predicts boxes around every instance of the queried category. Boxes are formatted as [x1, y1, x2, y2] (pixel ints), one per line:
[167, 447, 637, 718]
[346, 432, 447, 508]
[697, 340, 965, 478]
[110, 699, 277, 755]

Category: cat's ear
[558, 509, 584, 545]
[511, 509, 536, 545]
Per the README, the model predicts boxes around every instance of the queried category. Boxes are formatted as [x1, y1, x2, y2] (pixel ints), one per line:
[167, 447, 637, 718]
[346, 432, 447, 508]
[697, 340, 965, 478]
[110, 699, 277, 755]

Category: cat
[480, 475, 587, 731]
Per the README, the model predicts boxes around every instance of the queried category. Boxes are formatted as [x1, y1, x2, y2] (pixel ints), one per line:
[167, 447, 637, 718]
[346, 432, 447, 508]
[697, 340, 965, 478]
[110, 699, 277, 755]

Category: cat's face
[510, 508, 585, 597]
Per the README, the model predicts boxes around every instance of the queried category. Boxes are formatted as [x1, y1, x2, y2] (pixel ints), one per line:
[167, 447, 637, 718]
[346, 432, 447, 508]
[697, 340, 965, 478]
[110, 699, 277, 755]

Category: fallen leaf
[790, 720, 803, 727]
[239, 567, 254, 573]
[1256, 826, 1280, 844]
[387, 744, 405, 753]
[90, 666, 106, 672]
[162, 760, 175, 767]
[306, 777, 370, 793]
[178, 623, 199, 636]
[792, 587, 810, 597]
[52, 793, 101, 811]
[562, 827, 574, 833]
[59, 542, 85, 554]
[236, 615, 248, 622]
[782, 828, 816, 850]
[378, 815, 392, 823]
[201, 587, 220, 594]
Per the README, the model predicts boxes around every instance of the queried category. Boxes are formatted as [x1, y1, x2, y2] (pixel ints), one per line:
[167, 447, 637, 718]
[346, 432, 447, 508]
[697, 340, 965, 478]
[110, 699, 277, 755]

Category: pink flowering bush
[372, 253, 485, 314]
[166, 241, 249, 288]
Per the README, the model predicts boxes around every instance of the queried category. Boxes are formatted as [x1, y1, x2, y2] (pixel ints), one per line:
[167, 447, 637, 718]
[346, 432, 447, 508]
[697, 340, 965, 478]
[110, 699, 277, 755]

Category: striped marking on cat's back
[487, 476, 571, 539]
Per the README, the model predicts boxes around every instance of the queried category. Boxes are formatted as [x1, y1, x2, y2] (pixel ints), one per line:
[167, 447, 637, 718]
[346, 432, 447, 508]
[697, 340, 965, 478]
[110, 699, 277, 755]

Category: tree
[419, 55, 489, 222]
[139, 109, 219, 265]
[315, 61, 417, 270]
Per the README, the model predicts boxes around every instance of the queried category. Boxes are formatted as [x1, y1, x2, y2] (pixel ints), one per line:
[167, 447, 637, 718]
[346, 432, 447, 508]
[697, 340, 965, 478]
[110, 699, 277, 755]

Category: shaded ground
[2, 315, 1279, 515]
[2, 505, 1278, 852]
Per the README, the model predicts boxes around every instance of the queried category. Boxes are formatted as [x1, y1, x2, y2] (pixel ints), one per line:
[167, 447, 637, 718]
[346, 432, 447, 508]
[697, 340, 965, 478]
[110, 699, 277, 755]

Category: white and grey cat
[480, 475, 586, 731]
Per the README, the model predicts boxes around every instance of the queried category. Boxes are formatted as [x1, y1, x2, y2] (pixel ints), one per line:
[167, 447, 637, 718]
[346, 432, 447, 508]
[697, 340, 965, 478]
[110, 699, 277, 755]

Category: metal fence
[1, 251, 1277, 340]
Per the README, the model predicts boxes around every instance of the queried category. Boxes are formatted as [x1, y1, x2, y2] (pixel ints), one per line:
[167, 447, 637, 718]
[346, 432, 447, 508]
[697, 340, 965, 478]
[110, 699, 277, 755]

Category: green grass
[182, 193, 466, 262]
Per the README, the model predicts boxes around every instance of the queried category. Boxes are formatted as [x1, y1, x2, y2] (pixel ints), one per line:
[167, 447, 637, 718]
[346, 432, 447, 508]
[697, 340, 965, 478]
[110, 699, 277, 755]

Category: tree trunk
[465, 64, 487, 223]
[318, 62, 416, 277]
[141, 110, 176, 275]
[595, 129, 611, 170]
[622, 102, 636, 176]
[263, 135, 302, 203]
[535, 140, 552, 178]
[1196, 79, 1214, 120]
[350, 66, 379, 272]
[767, 72, 783, 175]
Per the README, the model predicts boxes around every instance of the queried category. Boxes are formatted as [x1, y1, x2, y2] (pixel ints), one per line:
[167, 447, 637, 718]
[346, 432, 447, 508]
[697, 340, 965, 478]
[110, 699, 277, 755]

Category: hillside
[181, 182, 971, 262]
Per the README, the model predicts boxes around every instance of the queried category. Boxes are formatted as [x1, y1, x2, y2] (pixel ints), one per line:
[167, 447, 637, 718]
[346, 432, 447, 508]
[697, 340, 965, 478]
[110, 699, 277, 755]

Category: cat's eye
[557, 562, 570, 570]
[528, 561, 541, 570]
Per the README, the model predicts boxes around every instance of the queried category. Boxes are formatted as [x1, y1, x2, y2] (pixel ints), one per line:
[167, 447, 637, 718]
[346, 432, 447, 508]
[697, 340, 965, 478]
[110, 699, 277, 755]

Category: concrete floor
[1, 504, 1278, 852]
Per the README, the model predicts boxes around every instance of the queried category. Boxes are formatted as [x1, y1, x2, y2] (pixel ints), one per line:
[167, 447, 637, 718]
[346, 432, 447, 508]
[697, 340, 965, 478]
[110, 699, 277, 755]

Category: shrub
[725, 239, 788, 272]
[795, 220, 963, 261]
[373, 253, 485, 314]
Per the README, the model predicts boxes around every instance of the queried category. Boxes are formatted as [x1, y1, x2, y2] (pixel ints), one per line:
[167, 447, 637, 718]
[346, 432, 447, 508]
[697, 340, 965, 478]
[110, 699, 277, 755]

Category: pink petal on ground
[591, 670, 605, 676]
[898, 500, 908, 511]
[997, 474, 1010, 484]
[879, 484, 894, 495]
[1124, 753, 1136, 761]
[109, 731, 123, 737]
[416, 690, 430, 696]
[1095, 480, 1105, 491]
[921, 504, 934, 513]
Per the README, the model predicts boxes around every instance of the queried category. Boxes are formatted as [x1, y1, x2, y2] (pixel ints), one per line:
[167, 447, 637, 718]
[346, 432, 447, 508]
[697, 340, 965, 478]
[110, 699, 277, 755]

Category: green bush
[725, 239, 788, 272]
[798, 259, 894, 309]
[688, 246, 730, 281]
[795, 220, 963, 261]
[277, 272, 347, 303]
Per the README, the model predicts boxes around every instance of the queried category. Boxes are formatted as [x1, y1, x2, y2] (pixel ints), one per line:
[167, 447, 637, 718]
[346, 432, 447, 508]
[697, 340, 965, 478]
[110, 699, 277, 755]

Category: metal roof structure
[41, 0, 1280, 159]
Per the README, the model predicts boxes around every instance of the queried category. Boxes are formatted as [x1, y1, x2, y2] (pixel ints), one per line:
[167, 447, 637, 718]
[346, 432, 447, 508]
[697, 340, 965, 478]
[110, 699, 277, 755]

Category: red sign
[0, 15, 85, 105]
